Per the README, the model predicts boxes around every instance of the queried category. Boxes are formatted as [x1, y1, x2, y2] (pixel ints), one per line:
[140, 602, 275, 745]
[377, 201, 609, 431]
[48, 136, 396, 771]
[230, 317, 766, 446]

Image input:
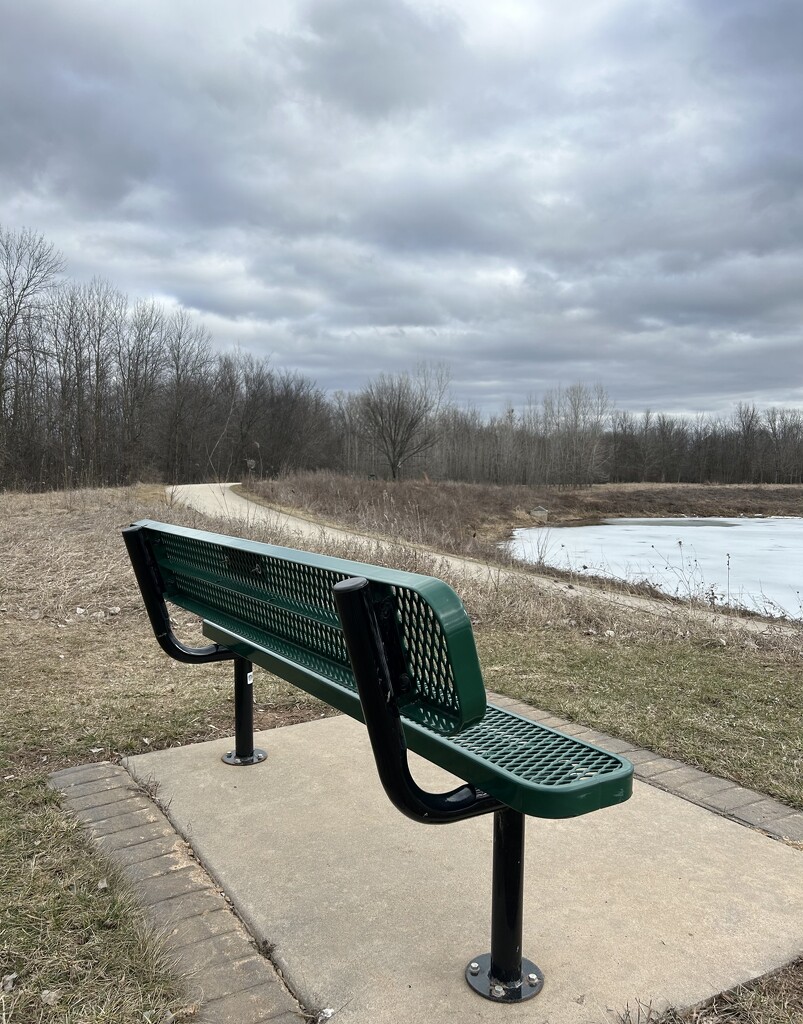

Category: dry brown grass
[1, 485, 336, 774]
[684, 957, 803, 1023]
[621, 956, 803, 1023]
[247, 473, 803, 545]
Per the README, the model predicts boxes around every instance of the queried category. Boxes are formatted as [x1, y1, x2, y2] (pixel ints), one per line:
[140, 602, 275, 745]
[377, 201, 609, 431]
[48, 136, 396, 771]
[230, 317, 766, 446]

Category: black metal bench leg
[466, 808, 544, 1001]
[222, 656, 267, 767]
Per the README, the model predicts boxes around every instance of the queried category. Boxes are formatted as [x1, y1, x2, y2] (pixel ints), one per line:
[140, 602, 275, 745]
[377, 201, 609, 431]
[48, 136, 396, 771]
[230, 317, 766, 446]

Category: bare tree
[654, 413, 689, 483]
[609, 409, 638, 481]
[42, 282, 86, 487]
[332, 390, 364, 474]
[113, 299, 166, 483]
[81, 278, 122, 483]
[355, 365, 449, 479]
[160, 308, 214, 483]
[261, 371, 334, 477]
[0, 226, 64, 470]
[688, 413, 713, 483]
[764, 407, 803, 484]
[541, 383, 611, 486]
[733, 401, 760, 482]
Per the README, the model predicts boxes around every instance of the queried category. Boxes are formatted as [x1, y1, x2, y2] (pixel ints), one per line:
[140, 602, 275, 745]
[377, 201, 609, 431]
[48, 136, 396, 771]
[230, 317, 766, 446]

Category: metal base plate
[465, 954, 544, 1002]
[222, 749, 267, 767]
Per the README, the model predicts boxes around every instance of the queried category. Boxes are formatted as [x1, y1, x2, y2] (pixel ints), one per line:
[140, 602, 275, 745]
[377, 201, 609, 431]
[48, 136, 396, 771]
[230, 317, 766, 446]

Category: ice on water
[509, 516, 803, 619]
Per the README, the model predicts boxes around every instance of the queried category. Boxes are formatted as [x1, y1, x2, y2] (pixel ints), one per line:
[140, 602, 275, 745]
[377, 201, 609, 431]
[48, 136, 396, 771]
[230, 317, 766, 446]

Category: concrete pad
[128, 717, 803, 1024]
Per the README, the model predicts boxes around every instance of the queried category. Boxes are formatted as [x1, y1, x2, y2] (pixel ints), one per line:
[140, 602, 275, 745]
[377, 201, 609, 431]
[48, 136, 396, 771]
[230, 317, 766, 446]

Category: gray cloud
[294, 0, 464, 118]
[1, 0, 802, 416]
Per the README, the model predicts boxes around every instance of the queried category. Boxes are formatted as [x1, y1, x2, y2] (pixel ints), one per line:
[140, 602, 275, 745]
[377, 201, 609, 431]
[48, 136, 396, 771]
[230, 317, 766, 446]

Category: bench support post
[222, 656, 267, 767]
[466, 808, 543, 1002]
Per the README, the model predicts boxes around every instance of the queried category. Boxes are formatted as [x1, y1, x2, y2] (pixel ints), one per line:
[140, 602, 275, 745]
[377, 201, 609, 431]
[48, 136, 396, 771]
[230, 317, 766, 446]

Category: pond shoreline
[510, 515, 803, 619]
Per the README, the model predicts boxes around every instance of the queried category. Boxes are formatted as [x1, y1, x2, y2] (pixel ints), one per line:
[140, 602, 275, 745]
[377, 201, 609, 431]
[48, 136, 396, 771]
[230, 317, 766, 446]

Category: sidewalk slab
[127, 717, 803, 1024]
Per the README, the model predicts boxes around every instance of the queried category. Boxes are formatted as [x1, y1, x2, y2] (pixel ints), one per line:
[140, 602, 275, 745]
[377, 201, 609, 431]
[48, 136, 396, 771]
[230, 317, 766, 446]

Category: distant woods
[2, 224, 802, 491]
[0, 226, 336, 490]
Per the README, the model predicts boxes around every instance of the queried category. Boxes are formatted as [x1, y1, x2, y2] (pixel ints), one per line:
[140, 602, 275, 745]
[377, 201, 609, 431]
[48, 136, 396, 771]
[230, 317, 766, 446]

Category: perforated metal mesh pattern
[158, 531, 351, 662]
[149, 530, 464, 724]
[391, 586, 459, 716]
[175, 571, 355, 687]
[451, 706, 622, 787]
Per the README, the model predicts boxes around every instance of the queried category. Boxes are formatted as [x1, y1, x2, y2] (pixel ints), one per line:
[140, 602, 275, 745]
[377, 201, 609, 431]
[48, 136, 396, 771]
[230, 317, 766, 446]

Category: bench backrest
[130, 520, 486, 735]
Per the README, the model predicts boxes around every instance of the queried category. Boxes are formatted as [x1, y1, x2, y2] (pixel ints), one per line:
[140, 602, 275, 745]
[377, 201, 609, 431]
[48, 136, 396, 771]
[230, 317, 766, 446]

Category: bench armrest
[333, 577, 501, 825]
[124, 525, 234, 665]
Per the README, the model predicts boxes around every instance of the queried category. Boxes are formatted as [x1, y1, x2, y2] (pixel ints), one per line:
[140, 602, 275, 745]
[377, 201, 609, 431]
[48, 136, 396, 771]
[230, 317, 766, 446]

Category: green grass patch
[0, 774, 187, 1023]
[479, 628, 803, 809]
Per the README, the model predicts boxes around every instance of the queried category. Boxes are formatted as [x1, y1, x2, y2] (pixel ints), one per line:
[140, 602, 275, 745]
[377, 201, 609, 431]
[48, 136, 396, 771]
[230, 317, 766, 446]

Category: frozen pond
[509, 517, 803, 618]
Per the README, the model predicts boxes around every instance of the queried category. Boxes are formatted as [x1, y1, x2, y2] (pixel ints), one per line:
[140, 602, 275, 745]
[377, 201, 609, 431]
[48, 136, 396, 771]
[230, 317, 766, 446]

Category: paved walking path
[46, 483, 801, 1022]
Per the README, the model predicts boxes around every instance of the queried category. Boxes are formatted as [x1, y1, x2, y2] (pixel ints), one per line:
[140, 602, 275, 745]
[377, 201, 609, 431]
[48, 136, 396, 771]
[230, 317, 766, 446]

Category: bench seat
[204, 619, 631, 818]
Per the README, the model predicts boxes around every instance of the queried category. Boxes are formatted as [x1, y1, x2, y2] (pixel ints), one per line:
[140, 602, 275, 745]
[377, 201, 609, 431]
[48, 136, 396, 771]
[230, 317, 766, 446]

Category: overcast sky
[2, 0, 801, 415]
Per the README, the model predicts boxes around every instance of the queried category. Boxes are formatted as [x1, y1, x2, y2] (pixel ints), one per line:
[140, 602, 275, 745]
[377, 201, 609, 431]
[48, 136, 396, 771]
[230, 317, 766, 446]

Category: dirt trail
[169, 482, 787, 635]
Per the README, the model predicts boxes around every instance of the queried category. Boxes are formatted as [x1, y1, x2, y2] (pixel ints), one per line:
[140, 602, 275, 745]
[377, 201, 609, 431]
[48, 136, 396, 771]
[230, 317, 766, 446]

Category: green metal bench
[124, 519, 633, 1003]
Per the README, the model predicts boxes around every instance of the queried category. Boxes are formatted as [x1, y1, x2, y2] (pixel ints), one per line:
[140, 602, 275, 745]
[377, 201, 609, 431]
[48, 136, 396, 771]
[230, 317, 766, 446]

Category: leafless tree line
[338, 379, 803, 487]
[0, 226, 334, 490]
[2, 225, 801, 491]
